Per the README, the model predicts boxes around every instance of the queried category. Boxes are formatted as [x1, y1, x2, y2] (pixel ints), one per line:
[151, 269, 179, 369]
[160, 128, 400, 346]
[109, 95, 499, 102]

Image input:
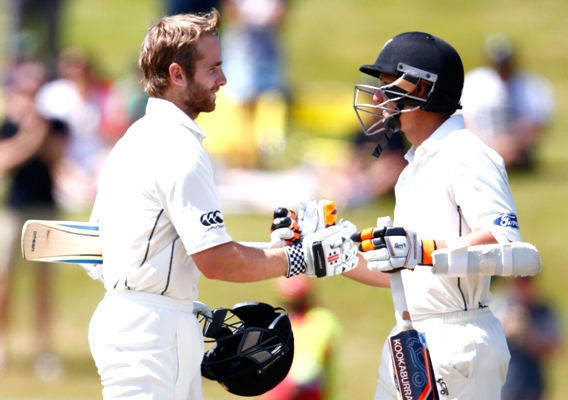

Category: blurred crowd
[0, 0, 147, 380]
[460, 33, 555, 171]
[0, 0, 560, 394]
[493, 276, 562, 400]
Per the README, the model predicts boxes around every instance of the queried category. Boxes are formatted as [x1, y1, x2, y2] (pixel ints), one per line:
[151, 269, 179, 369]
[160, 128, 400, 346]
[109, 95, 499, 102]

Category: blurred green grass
[0, 0, 567, 399]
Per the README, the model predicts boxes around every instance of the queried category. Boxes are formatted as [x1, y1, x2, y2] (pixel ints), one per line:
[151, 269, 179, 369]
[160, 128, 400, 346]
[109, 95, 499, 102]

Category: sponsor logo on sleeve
[493, 213, 519, 229]
[200, 211, 225, 230]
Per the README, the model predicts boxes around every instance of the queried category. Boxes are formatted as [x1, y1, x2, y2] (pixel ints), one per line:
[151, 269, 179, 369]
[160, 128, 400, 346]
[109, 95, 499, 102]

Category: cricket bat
[21, 220, 103, 264]
[21, 202, 338, 264]
[357, 217, 439, 400]
[388, 272, 439, 400]
[21, 220, 276, 264]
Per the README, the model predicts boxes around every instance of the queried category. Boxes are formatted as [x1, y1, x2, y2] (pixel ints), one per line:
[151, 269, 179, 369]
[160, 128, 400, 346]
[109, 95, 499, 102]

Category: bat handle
[389, 271, 413, 329]
[375, 216, 412, 328]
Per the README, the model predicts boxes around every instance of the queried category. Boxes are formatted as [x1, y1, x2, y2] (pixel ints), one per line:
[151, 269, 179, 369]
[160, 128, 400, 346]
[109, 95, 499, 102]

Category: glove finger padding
[297, 197, 337, 238]
[352, 225, 432, 273]
[363, 249, 406, 273]
[270, 208, 300, 247]
[297, 197, 319, 236]
[301, 221, 359, 277]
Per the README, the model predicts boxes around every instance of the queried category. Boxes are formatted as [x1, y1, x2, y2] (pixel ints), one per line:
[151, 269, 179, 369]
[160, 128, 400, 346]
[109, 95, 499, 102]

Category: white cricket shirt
[90, 98, 232, 301]
[394, 115, 522, 318]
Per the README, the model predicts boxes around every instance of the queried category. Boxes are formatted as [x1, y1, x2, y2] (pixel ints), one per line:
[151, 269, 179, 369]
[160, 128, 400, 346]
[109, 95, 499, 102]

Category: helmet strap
[371, 112, 402, 158]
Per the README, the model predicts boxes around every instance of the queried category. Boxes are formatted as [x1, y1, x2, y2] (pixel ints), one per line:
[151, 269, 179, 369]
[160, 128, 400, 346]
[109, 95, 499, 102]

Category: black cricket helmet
[354, 32, 464, 156]
[196, 301, 294, 397]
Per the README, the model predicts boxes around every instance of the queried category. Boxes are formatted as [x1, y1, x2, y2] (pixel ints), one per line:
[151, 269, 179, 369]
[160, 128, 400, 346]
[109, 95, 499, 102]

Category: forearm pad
[431, 242, 541, 277]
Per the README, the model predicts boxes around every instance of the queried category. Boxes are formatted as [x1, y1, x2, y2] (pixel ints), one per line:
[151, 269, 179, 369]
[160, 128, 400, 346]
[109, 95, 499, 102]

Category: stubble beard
[183, 79, 216, 119]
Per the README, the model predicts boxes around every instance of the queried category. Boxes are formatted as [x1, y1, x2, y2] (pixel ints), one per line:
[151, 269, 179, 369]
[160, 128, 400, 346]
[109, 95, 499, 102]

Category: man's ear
[415, 80, 431, 98]
[168, 63, 186, 87]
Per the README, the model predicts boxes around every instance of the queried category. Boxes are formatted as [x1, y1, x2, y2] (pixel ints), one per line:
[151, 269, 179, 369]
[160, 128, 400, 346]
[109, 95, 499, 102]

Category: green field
[1, 0, 567, 399]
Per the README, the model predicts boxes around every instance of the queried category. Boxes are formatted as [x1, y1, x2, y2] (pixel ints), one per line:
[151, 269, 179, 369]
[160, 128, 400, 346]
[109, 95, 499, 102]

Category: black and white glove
[269, 207, 301, 248]
[284, 221, 359, 278]
[351, 221, 436, 273]
[269, 197, 336, 247]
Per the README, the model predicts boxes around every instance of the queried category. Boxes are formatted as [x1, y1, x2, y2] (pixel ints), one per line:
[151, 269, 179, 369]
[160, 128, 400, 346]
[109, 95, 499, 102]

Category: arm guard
[431, 242, 541, 277]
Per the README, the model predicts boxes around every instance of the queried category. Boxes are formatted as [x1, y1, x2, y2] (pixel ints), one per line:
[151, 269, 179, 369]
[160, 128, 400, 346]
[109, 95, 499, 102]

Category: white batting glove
[192, 301, 213, 319]
[297, 197, 337, 238]
[352, 226, 436, 273]
[284, 221, 359, 278]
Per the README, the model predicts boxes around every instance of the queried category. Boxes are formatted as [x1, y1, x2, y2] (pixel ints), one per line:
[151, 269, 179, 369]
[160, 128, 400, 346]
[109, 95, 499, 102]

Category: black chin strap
[371, 114, 401, 158]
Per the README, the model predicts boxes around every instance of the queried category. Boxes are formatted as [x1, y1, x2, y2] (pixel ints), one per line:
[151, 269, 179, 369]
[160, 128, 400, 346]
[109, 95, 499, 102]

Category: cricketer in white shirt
[87, 98, 232, 399]
[375, 114, 522, 400]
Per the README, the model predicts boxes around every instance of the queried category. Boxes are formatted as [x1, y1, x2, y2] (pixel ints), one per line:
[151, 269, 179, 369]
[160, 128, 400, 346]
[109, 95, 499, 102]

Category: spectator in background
[494, 276, 562, 400]
[261, 275, 344, 400]
[218, 0, 288, 168]
[0, 60, 68, 380]
[322, 129, 407, 207]
[460, 33, 555, 171]
[108, 59, 149, 130]
[35, 46, 128, 212]
[4, 0, 63, 70]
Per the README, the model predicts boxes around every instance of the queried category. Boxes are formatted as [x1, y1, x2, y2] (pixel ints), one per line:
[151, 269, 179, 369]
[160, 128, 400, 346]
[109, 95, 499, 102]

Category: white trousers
[89, 290, 204, 399]
[374, 308, 510, 400]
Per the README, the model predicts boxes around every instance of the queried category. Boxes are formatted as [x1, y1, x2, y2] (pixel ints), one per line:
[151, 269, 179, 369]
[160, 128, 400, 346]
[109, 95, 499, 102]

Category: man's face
[374, 73, 399, 113]
[353, 72, 404, 138]
[182, 35, 226, 119]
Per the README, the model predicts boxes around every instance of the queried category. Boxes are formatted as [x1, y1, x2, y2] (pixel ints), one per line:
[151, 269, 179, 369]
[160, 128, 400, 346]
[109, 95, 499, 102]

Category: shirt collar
[145, 97, 207, 140]
[405, 114, 465, 161]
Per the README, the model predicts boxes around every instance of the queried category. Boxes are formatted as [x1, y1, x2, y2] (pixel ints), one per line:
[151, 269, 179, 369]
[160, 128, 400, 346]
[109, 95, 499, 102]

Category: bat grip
[389, 271, 413, 329]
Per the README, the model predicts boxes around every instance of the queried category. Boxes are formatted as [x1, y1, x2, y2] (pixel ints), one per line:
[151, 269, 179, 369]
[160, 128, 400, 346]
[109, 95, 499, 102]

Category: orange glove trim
[421, 239, 436, 265]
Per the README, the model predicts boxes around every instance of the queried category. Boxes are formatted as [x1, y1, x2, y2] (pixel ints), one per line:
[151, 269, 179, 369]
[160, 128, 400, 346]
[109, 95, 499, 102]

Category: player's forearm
[353, 225, 538, 277]
[435, 229, 498, 250]
[344, 254, 390, 287]
[430, 229, 541, 277]
[193, 241, 288, 282]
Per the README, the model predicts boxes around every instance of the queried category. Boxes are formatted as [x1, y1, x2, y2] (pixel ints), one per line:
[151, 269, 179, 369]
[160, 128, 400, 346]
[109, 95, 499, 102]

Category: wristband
[421, 239, 436, 265]
[284, 242, 307, 277]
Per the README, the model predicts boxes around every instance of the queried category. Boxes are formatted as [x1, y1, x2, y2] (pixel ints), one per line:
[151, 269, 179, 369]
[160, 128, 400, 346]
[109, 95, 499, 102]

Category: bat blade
[21, 219, 273, 265]
[389, 328, 439, 400]
[21, 220, 102, 264]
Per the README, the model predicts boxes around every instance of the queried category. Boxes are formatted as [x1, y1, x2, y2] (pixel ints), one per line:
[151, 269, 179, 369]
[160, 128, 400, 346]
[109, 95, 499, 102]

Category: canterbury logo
[200, 211, 224, 226]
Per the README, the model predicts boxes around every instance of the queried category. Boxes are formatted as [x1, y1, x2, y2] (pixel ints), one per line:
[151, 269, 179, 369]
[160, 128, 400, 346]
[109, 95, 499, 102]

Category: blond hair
[139, 9, 221, 97]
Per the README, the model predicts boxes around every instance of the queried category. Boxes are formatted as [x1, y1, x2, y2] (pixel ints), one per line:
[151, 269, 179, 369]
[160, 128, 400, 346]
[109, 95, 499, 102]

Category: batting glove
[352, 226, 436, 273]
[192, 301, 213, 319]
[269, 198, 337, 247]
[297, 197, 337, 237]
[269, 207, 301, 248]
[284, 221, 359, 278]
